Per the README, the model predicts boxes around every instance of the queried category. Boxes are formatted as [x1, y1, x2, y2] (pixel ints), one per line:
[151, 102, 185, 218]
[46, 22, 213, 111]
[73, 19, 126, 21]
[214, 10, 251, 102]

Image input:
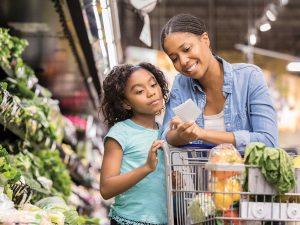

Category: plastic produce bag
[207, 144, 243, 210]
[208, 144, 243, 179]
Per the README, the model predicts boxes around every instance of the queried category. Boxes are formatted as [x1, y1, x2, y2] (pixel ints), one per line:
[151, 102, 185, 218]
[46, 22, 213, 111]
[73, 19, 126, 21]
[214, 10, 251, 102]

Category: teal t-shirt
[104, 119, 167, 224]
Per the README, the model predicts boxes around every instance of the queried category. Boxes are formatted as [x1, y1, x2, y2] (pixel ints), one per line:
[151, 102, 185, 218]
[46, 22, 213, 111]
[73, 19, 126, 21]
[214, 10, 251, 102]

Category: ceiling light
[279, 0, 289, 6]
[249, 33, 257, 45]
[287, 62, 300, 72]
[248, 28, 257, 45]
[265, 4, 278, 22]
[256, 15, 272, 32]
[266, 10, 276, 22]
[259, 22, 271, 32]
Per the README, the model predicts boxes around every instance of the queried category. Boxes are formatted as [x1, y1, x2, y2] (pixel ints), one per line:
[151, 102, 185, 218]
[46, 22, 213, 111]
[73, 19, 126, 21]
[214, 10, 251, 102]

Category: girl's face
[163, 32, 212, 80]
[122, 68, 164, 117]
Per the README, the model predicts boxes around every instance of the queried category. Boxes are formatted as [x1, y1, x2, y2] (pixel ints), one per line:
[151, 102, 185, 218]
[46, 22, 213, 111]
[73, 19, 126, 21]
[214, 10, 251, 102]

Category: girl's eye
[135, 90, 144, 95]
[151, 82, 158, 87]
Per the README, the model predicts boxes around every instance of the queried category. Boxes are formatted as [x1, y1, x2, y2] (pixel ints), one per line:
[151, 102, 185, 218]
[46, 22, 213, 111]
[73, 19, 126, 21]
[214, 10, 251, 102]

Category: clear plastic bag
[208, 144, 243, 179]
[208, 144, 243, 164]
[207, 144, 243, 210]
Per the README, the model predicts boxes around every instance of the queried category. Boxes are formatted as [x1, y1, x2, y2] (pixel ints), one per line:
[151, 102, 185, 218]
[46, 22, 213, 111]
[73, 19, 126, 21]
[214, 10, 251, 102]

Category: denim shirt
[162, 56, 278, 151]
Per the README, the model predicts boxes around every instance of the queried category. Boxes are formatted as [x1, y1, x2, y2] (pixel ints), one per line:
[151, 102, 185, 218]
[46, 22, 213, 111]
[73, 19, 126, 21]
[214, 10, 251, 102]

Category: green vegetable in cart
[187, 193, 216, 223]
[244, 142, 296, 194]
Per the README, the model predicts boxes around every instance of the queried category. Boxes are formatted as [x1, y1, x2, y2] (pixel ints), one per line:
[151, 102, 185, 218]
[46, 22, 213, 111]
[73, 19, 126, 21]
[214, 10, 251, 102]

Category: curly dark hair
[101, 62, 169, 128]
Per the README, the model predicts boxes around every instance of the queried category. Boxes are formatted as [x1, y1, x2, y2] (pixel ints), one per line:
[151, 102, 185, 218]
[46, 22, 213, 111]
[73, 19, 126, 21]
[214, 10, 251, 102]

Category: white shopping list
[172, 99, 201, 122]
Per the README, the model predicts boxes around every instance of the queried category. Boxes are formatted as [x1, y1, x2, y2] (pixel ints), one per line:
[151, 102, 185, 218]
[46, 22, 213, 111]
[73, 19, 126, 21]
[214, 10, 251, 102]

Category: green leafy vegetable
[36, 150, 72, 199]
[244, 142, 296, 194]
[0, 144, 21, 186]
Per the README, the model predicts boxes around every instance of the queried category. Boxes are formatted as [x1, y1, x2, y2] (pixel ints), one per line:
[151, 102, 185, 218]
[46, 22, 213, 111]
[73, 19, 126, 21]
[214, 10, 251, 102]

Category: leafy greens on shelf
[0, 144, 20, 186]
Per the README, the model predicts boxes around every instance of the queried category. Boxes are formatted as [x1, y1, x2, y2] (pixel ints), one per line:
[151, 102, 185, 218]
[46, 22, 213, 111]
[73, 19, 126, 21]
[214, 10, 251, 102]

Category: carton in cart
[248, 167, 300, 194]
[240, 166, 300, 221]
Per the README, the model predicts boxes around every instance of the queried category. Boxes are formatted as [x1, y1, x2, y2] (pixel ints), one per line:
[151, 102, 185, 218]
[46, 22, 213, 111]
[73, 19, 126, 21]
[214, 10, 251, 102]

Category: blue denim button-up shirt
[162, 56, 278, 151]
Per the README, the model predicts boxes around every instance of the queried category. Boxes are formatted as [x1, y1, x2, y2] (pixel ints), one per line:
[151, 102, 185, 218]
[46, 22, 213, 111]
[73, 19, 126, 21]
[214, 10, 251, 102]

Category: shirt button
[227, 123, 230, 127]
[225, 105, 228, 109]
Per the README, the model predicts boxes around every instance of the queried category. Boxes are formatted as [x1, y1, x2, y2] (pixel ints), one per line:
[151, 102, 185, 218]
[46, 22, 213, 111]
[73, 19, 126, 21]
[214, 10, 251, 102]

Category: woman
[160, 13, 278, 151]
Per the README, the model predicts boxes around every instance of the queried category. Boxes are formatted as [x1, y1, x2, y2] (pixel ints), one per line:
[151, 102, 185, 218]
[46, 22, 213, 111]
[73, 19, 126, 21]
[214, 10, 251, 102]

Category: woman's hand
[144, 140, 165, 172]
[170, 116, 205, 143]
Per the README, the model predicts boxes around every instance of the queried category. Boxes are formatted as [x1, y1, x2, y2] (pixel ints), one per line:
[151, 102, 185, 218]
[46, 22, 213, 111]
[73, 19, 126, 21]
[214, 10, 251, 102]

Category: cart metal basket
[163, 143, 300, 225]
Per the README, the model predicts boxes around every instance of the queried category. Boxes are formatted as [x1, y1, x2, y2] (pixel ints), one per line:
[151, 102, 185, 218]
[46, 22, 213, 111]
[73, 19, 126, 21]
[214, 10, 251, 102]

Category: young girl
[100, 63, 169, 225]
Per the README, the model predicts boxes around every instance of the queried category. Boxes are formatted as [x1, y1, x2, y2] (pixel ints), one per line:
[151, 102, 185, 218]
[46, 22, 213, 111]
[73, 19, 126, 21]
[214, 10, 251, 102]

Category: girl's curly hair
[102, 62, 169, 128]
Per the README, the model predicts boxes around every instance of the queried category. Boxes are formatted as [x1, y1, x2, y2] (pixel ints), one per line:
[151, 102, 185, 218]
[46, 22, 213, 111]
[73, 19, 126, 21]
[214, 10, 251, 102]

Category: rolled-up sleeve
[233, 130, 250, 150]
[245, 69, 278, 148]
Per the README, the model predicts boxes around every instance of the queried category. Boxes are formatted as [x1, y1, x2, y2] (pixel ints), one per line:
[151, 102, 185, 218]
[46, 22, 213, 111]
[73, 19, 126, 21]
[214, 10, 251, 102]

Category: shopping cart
[162, 143, 300, 225]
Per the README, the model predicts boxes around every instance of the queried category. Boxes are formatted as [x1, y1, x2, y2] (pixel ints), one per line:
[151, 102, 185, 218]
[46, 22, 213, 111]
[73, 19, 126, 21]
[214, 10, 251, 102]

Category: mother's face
[163, 32, 212, 80]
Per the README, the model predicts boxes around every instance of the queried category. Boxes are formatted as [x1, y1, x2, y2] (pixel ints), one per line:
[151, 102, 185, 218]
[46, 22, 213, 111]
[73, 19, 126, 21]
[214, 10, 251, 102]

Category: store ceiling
[0, 0, 99, 114]
[1, 0, 299, 110]
[119, 0, 300, 59]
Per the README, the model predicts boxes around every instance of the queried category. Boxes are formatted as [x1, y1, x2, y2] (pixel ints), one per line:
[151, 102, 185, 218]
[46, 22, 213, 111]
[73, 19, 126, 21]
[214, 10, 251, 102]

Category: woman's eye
[170, 57, 177, 62]
[183, 46, 190, 52]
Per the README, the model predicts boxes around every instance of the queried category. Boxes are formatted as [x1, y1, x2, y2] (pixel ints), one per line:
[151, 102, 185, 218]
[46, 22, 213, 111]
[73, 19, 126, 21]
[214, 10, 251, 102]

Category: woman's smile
[184, 61, 199, 74]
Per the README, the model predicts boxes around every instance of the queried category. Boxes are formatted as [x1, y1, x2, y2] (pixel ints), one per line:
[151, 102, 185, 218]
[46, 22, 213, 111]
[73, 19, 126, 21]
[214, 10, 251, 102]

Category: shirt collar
[190, 55, 233, 93]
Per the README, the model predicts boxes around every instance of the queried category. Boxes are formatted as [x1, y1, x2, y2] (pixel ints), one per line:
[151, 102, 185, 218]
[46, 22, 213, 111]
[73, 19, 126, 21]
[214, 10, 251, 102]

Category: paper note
[172, 99, 201, 122]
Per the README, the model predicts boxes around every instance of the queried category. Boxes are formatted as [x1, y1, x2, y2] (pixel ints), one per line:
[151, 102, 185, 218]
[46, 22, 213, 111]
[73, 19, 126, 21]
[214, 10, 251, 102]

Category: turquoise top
[104, 119, 167, 225]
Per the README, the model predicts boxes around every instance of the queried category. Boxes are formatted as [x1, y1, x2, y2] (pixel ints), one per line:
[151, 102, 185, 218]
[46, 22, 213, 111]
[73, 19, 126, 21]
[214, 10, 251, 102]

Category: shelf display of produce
[0, 28, 104, 224]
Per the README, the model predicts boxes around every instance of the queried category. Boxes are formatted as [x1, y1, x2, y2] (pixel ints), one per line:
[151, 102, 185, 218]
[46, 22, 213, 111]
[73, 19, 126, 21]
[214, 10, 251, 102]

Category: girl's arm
[100, 138, 164, 200]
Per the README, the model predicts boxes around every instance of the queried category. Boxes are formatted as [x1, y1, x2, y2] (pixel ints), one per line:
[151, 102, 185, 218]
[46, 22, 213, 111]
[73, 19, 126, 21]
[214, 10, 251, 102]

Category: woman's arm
[244, 69, 278, 147]
[196, 129, 235, 145]
[166, 117, 235, 146]
[100, 138, 163, 200]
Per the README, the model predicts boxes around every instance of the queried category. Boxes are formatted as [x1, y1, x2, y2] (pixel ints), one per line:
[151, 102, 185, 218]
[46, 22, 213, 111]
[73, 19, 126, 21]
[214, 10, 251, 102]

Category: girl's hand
[170, 116, 204, 143]
[144, 140, 165, 172]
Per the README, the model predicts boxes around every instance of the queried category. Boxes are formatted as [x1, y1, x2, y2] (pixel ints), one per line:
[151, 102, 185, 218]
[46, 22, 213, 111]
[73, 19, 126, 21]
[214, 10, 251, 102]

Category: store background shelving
[0, 0, 120, 224]
[0, 28, 103, 224]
